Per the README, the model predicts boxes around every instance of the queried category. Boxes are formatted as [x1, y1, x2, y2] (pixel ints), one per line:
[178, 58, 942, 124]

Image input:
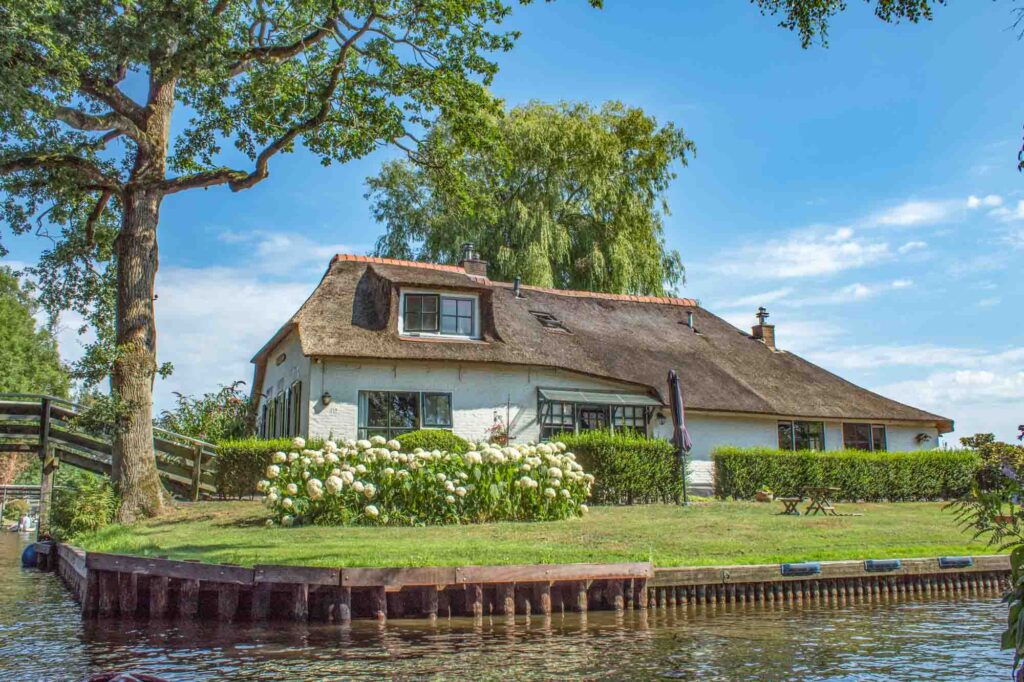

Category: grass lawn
[73, 499, 1000, 569]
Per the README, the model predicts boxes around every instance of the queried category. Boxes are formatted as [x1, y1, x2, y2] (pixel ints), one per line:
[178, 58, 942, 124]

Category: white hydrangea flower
[455, 486, 467, 497]
[302, 470, 311, 480]
[272, 451, 287, 463]
[341, 470, 355, 484]
[397, 469, 410, 479]
[356, 439, 372, 450]
[281, 514, 295, 526]
[561, 488, 571, 498]
[256, 480, 270, 492]
[548, 466, 563, 479]
[445, 494, 456, 504]
[326, 475, 344, 494]
[324, 440, 338, 453]
[550, 478, 560, 488]
[544, 488, 556, 499]
[287, 452, 299, 462]
[286, 483, 298, 495]
[580, 504, 589, 513]
[326, 452, 339, 464]
[355, 464, 367, 474]
[386, 439, 402, 451]
[364, 505, 380, 518]
[445, 480, 455, 492]
[384, 467, 395, 476]
[370, 435, 387, 446]
[266, 465, 280, 479]
[292, 436, 306, 449]
[363, 484, 376, 499]
[266, 491, 279, 503]
[265, 518, 274, 527]
[352, 481, 365, 493]
[282, 497, 294, 509]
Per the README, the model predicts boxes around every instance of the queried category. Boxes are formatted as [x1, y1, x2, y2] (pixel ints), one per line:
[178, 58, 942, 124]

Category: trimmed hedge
[712, 447, 980, 502]
[396, 429, 470, 454]
[214, 437, 323, 499]
[559, 431, 683, 504]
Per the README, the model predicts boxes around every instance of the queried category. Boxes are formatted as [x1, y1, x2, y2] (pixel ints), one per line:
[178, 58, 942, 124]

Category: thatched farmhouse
[250, 247, 952, 461]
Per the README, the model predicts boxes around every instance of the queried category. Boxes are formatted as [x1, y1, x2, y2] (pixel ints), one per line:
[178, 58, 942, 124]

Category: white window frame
[399, 288, 481, 339]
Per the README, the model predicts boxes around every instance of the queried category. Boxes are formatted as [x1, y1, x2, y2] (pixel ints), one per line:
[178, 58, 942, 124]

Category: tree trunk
[112, 188, 166, 523]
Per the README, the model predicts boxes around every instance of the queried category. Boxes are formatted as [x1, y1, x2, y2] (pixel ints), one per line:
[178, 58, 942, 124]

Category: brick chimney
[752, 306, 776, 350]
[459, 242, 488, 278]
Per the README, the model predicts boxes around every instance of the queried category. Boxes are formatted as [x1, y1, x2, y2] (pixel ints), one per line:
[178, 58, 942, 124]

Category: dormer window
[400, 290, 479, 339]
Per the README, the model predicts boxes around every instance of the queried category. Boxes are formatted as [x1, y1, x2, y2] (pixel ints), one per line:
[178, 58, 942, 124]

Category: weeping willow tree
[367, 101, 695, 296]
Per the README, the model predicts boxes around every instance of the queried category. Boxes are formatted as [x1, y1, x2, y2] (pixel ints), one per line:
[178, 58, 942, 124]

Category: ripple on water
[0, 534, 1011, 681]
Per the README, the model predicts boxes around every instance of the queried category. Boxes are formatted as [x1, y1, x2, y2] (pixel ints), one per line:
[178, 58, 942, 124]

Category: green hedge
[712, 447, 980, 502]
[214, 437, 322, 499]
[559, 431, 682, 504]
[396, 429, 470, 454]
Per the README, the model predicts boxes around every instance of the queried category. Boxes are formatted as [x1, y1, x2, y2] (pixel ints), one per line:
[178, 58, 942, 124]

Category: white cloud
[870, 199, 958, 227]
[218, 230, 359, 272]
[782, 279, 913, 307]
[804, 344, 1024, 371]
[712, 228, 891, 279]
[897, 240, 927, 254]
[722, 287, 794, 309]
[978, 297, 1001, 308]
[967, 194, 1003, 209]
[151, 266, 316, 412]
[1006, 227, 1024, 250]
[987, 199, 1024, 222]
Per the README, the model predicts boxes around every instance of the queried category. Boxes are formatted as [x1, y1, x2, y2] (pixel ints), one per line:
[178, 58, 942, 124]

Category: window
[843, 423, 887, 451]
[289, 381, 302, 437]
[778, 421, 824, 451]
[529, 310, 571, 334]
[613, 406, 648, 432]
[404, 294, 439, 333]
[871, 425, 887, 452]
[402, 292, 477, 338]
[358, 390, 452, 439]
[441, 298, 474, 335]
[540, 401, 575, 441]
[422, 392, 453, 428]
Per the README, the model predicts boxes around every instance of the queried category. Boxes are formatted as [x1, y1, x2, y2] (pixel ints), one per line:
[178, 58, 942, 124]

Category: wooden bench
[779, 497, 802, 515]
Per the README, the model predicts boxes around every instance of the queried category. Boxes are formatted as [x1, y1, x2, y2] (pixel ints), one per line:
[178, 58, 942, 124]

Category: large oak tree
[0, 0, 591, 522]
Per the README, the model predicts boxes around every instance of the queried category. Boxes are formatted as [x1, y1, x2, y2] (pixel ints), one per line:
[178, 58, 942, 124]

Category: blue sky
[4, 1, 1023, 443]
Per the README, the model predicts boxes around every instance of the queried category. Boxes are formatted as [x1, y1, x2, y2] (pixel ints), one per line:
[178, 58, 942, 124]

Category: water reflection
[0, 534, 1010, 681]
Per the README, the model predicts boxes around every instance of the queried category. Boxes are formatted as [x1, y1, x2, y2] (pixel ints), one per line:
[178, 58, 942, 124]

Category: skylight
[529, 310, 571, 334]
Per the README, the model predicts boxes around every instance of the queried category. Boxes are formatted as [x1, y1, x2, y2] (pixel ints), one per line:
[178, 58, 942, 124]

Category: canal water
[0, 533, 1011, 681]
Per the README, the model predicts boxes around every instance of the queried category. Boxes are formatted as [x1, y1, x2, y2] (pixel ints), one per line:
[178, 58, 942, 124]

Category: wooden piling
[534, 583, 552, 615]
[467, 583, 483, 618]
[98, 571, 118, 617]
[371, 586, 387, 621]
[334, 586, 352, 623]
[179, 579, 200, 618]
[149, 576, 169, 619]
[498, 584, 516, 616]
[251, 584, 271, 621]
[218, 584, 239, 622]
[117, 572, 138, 616]
[606, 580, 625, 611]
[633, 578, 648, 610]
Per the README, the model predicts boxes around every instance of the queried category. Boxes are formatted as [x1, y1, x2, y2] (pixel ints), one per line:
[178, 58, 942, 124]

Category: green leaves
[368, 100, 695, 296]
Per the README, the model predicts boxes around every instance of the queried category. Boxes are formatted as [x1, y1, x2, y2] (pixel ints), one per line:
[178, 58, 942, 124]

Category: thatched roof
[252, 255, 952, 432]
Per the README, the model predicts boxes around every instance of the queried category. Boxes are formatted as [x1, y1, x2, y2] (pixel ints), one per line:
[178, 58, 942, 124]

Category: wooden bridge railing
[0, 393, 218, 532]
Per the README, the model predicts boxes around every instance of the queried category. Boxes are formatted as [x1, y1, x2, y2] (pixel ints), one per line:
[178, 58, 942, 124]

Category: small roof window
[529, 310, 571, 334]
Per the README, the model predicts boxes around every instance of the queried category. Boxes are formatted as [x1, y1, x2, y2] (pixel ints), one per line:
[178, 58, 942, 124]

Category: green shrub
[49, 468, 118, 541]
[712, 447, 979, 502]
[214, 437, 322, 499]
[559, 431, 683, 504]
[2, 497, 29, 521]
[396, 429, 470, 454]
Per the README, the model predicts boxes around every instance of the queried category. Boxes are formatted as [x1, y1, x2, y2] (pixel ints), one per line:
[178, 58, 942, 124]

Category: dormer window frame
[399, 288, 481, 340]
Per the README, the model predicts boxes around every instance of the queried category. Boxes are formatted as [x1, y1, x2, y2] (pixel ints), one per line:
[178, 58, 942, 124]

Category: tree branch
[159, 168, 249, 195]
[226, 14, 377, 191]
[227, 17, 341, 77]
[54, 106, 145, 142]
[0, 154, 122, 192]
[85, 190, 113, 246]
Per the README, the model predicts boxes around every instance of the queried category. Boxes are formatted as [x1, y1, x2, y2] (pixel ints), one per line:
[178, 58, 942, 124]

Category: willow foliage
[368, 101, 694, 296]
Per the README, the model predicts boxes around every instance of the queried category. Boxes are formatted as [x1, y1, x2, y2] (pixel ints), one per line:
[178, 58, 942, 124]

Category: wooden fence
[0, 393, 218, 531]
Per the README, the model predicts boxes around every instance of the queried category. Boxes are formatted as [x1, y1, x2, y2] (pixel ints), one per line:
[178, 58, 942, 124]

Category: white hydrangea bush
[259, 436, 593, 526]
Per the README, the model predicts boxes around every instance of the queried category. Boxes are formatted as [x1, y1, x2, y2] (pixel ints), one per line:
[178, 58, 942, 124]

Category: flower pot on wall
[755, 491, 774, 503]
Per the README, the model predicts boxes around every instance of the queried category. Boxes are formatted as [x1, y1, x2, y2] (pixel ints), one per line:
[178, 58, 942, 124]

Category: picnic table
[803, 486, 840, 516]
